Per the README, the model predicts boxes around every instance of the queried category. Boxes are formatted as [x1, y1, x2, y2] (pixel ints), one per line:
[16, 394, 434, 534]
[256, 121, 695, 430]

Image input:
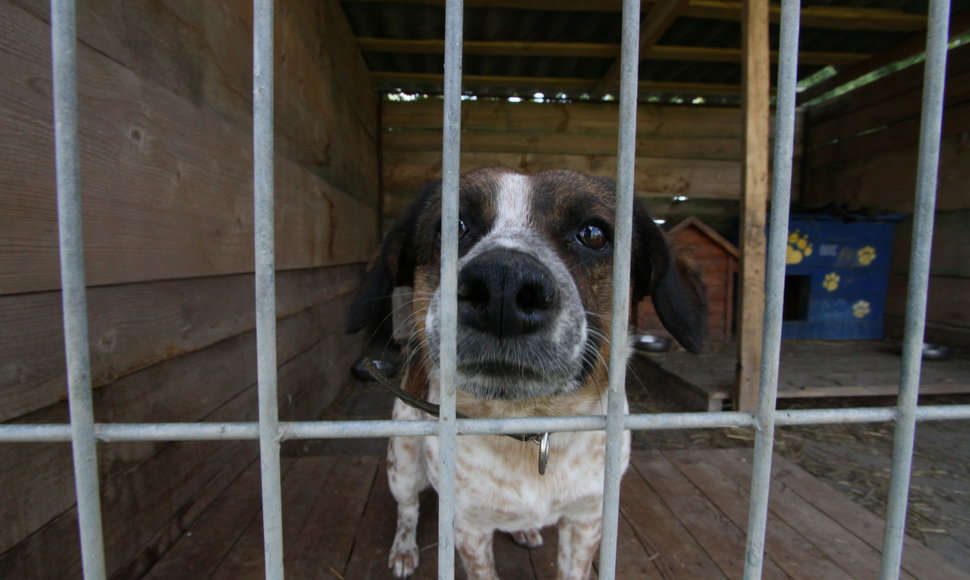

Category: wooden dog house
[637, 216, 739, 349]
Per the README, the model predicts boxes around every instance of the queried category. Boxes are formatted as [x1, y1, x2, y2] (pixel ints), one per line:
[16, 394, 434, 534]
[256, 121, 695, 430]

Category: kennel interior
[2, 0, 970, 577]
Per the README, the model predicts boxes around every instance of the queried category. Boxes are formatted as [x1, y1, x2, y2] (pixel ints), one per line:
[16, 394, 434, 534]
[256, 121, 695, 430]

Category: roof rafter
[593, 0, 689, 97]
[341, 0, 928, 32]
[371, 71, 743, 96]
[356, 37, 870, 67]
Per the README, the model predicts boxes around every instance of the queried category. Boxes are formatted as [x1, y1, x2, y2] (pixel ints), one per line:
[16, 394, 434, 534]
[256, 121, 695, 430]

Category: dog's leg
[556, 513, 602, 580]
[387, 397, 431, 578]
[456, 526, 498, 580]
[510, 528, 544, 549]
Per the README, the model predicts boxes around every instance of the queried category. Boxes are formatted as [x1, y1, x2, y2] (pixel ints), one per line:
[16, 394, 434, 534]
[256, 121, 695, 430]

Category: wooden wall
[381, 99, 744, 234]
[801, 44, 970, 348]
[0, 0, 378, 577]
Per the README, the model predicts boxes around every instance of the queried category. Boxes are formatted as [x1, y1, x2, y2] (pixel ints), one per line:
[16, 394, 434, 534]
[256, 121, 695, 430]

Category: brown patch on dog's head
[347, 167, 706, 402]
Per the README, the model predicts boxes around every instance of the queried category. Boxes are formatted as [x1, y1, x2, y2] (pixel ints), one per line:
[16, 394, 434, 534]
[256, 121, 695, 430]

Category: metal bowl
[633, 334, 672, 353]
[894, 341, 953, 361]
[351, 358, 399, 382]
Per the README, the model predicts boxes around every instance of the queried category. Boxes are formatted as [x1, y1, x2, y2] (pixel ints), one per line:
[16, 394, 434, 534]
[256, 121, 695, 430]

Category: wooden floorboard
[145, 449, 970, 579]
[640, 340, 970, 410]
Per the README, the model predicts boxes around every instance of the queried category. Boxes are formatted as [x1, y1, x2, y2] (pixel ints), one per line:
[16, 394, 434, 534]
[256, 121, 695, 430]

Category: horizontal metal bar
[3, 405, 970, 443]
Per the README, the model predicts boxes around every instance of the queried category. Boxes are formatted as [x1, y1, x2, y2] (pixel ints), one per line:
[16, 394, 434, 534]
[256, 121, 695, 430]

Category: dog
[346, 167, 705, 579]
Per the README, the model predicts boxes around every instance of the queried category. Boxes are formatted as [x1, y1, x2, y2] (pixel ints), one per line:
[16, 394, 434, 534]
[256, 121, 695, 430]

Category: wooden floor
[639, 340, 970, 411]
[143, 448, 968, 579]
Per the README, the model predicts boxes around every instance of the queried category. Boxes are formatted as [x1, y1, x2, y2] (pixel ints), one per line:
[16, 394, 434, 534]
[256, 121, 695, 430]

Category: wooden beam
[358, 38, 869, 68]
[343, 0, 928, 32]
[687, 0, 926, 32]
[594, 0, 689, 97]
[737, 0, 770, 412]
[798, 9, 970, 103]
[372, 71, 742, 96]
[357, 38, 618, 58]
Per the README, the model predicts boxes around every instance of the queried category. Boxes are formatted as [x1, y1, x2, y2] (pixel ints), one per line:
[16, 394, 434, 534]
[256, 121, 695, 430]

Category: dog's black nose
[457, 250, 558, 338]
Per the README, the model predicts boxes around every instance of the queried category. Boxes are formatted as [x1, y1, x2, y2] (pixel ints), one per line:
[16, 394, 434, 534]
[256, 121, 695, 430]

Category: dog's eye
[577, 223, 609, 251]
[437, 217, 469, 245]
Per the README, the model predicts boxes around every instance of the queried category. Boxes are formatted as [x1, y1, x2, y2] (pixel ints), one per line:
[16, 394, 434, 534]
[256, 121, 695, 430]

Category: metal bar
[598, 0, 640, 577]
[8, 404, 970, 443]
[879, 0, 950, 576]
[438, 0, 464, 577]
[742, 0, 800, 576]
[49, 1, 108, 577]
[252, 0, 285, 577]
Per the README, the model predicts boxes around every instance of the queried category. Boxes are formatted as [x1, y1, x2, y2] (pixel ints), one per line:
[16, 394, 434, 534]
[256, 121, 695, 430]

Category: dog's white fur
[388, 173, 628, 580]
[346, 168, 705, 579]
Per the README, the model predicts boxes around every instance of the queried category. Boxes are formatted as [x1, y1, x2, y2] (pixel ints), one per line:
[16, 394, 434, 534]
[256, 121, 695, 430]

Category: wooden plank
[762, 449, 970, 580]
[343, 458, 402, 579]
[359, 38, 868, 66]
[892, 211, 970, 278]
[806, 49, 970, 148]
[382, 100, 742, 138]
[594, 0, 690, 97]
[665, 450, 856, 579]
[0, 293, 362, 563]
[736, 0, 770, 412]
[0, 2, 377, 295]
[802, 129, 970, 214]
[207, 456, 342, 580]
[344, 0, 930, 32]
[799, 10, 970, 104]
[383, 130, 742, 160]
[619, 458, 728, 578]
[690, 449, 913, 580]
[0, 265, 362, 423]
[141, 458, 278, 579]
[807, 91, 970, 171]
[382, 151, 741, 200]
[372, 71, 743, 97]
[612, 511, 664, 579]
[286, 456, 382, 578]
[9, 0, 379, 197]
[887, 275, 970, 344]
[630, 451, 791, 579]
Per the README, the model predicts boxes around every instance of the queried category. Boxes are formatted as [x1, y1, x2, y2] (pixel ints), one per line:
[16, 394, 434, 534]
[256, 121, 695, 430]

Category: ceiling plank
[798, 9, 970, 103]
[371, 71, 743, 96]
[356, 37, 869, 67]
[342, 0, 928, 32]
[594, 0, 690, 97]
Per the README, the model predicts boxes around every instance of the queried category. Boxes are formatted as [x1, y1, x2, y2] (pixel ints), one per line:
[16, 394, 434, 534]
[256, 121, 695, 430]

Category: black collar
[361, 359, 551, 474]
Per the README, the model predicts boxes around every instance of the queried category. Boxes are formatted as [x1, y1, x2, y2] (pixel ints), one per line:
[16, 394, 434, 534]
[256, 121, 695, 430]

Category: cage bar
[437, 0, 464, 576]
[252, 0, 286, 577]
[14, 0, 963, 578]
[597, 0, 641, 577]
[742, 0, 801, 576]
[879, 0, 951, 576]
[50, 1, 108, 578]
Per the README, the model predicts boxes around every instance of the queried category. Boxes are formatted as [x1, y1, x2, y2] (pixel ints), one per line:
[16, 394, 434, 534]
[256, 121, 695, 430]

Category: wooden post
[737, 0, 770, 412]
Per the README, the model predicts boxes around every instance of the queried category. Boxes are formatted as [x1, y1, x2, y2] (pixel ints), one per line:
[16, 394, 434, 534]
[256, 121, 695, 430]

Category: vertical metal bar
[438, 0, 463, 577]
[253, 0, 285, 577]
[879, 0, 950, 577]
[598, 0, 639, 577]
[50, 1, 109, 578]
[742, 0, 800, 576]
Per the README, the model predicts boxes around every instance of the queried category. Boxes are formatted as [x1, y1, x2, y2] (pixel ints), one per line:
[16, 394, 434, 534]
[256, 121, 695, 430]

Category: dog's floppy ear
[631, 202, 707, 353]
[345, 181, 435, 336]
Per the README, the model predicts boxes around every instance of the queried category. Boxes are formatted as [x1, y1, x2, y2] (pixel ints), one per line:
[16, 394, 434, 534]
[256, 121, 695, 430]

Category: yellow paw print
[786, 231, 814, 265]
[857, 246, 877, 266]
[852, 300, 871, 318]
[823, 272, 840, 291]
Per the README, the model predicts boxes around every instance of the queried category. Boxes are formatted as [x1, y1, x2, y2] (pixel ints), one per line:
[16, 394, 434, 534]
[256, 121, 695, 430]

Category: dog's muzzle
[457, 250, 559, 339]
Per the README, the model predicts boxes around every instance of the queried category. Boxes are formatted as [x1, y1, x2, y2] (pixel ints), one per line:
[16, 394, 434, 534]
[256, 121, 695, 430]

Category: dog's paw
[511, 528, 544, 549]
[389, 543, 419, 578]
